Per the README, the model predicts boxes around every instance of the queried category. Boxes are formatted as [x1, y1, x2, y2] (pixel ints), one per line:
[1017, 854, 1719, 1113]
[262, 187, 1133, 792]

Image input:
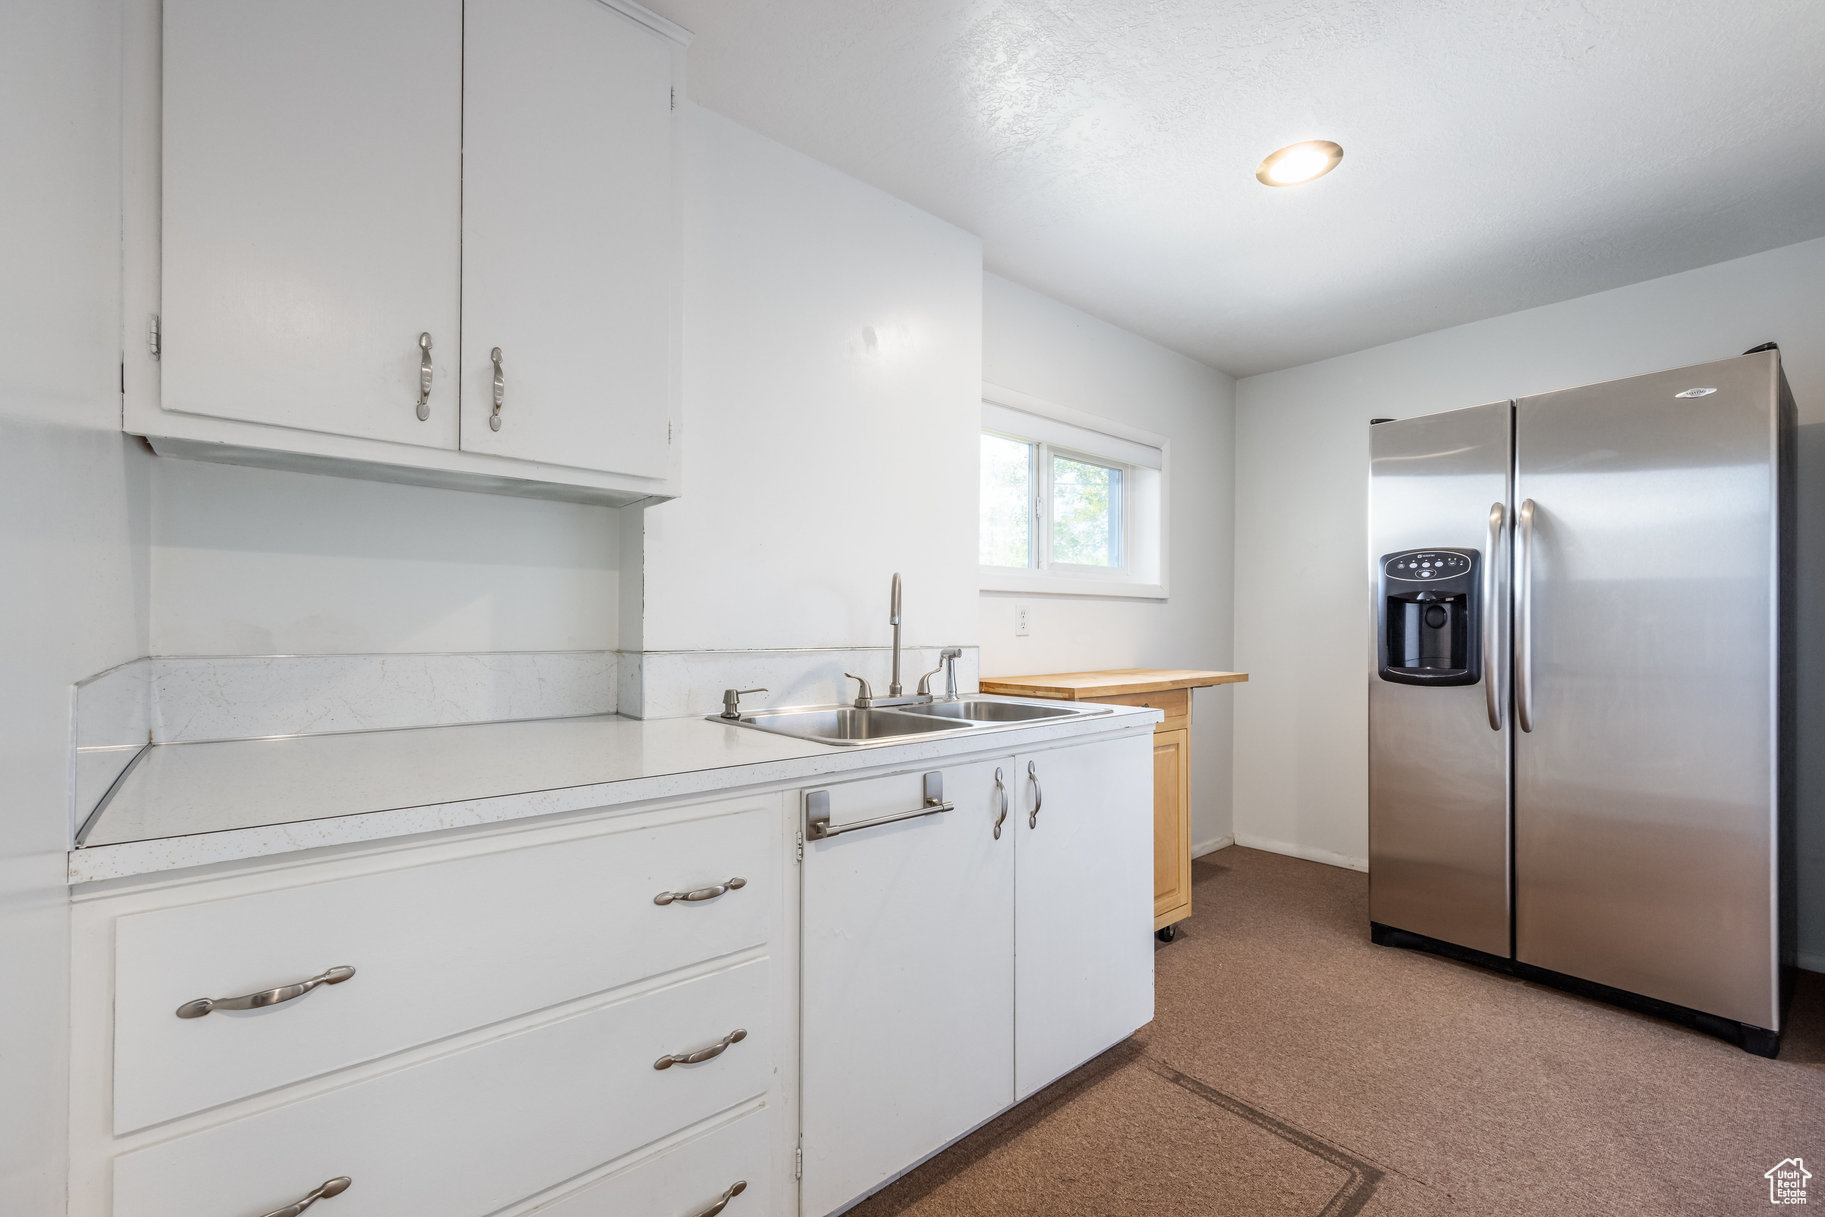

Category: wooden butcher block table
[976, 669, 1248, 941]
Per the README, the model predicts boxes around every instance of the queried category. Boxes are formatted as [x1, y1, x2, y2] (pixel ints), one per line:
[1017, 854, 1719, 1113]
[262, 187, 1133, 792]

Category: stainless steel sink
[716, 695, 1112, 746]
[727, 705, 972, 746]
[897, 699, 1081, 722]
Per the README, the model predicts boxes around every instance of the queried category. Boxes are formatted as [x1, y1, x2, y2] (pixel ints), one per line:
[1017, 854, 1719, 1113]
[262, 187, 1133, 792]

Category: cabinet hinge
[119, 361, 126, 394]
[669, 85, 676, 111]
[146, 314, 161, 361]
[795, 831, 804, 863]
[667, 420, 673, 445]
[794, 1144, 803, 1180]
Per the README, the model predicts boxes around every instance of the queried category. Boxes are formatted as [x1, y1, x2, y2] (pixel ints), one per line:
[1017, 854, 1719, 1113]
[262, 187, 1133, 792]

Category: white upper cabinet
[460, 0, 676, 478]
[127, 0, 686, 504]
[160, 0, 463, 449]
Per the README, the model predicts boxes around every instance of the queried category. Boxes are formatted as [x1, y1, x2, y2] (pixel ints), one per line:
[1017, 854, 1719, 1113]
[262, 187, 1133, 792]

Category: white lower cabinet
[798, 731, 1155, 1216]
[1013, 737, 1157, 1099]
[69, 725, 1154, 1217]
[70, 795, 791, 1217]
[113, 958, 770, 1217]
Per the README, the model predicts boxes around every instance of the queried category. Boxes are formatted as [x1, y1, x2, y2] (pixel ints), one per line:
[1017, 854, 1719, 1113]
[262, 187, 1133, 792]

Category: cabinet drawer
[522, 1104, 770, 1217]
[113, 956, 771, 1217]
[1092, 688, 1188, 730]
[113, 799, 777, 1132]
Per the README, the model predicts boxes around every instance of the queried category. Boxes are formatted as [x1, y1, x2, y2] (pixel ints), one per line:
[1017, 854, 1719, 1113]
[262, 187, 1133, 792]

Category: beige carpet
[848, 847, 1825, 1217]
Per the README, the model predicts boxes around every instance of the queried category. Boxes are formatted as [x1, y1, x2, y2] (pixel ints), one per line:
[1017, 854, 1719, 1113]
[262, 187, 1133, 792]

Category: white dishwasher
[798, 757, 1016, 1217]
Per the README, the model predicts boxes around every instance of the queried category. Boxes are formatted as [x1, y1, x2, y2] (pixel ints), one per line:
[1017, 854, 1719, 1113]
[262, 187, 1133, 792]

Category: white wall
[0, 2, 148, 1210]
[1233, 236, 1825, 964]
[149, 460, 621, 655]
[980, 273, 1238, 852]
[638, 106, 982, 654]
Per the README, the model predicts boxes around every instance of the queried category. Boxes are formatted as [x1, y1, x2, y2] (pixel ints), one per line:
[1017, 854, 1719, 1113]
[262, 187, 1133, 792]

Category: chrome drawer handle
[254, 1176, 350, 1217]
[176, 965, 355, 1019]
[655, 877, 747, 906]
[654, 1027, 747, 1070]
[489, 346, 505, 431]
[993, 767, 1008, 840]
[1028, 760, 1043, 828]
[416, 332, 433, 421]
[690, 1180, 748, 1217]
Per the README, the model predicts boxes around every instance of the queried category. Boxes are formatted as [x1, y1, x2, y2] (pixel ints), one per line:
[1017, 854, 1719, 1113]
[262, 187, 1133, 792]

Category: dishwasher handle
[806, 772, 950, 841]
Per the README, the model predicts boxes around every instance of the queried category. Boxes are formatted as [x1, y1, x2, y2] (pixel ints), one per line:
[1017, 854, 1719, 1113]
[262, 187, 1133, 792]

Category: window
[979, 386, 1167, 598]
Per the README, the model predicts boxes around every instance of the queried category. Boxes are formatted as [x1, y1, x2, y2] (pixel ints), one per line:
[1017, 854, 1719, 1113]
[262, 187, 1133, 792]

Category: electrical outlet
[1014, 604, 1031, 637]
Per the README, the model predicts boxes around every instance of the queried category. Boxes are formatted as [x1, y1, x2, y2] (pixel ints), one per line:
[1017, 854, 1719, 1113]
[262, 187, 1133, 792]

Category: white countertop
[72, 706, 1157, 885]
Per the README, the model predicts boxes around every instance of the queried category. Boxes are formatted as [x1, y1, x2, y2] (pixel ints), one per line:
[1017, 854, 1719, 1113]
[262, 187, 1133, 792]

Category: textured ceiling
[647, 1, 1825, 377]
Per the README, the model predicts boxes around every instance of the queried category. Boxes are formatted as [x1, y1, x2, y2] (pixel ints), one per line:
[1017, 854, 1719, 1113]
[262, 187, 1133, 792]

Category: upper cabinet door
[460, 0, 676, 478]
[160, 0, 463, 448]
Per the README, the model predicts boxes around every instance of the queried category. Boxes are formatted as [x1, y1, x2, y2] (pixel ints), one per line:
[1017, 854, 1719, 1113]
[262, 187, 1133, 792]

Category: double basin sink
[718, 696, 1111, 746]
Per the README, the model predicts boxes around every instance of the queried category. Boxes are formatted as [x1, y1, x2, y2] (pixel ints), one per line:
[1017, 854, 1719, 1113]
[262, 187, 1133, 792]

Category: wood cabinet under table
[976, 668, 1248, 938]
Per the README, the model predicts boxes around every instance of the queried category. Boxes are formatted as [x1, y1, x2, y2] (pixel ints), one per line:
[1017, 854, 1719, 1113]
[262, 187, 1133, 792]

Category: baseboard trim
[1191, 834, 1233, 858]
[1233, 832, 1368, 873]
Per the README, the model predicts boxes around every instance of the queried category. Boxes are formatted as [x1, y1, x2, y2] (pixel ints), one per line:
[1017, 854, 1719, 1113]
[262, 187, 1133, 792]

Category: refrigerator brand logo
[1766, 1157, 1811, 1204]
[1675, 386, 1718, 398]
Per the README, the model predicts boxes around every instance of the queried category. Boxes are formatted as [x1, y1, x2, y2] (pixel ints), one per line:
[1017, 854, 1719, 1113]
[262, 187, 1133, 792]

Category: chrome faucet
[849, 575, 964, 709]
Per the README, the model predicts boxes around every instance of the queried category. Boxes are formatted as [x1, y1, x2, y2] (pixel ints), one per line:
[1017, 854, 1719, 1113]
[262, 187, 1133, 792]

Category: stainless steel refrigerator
[1367, 348, 1795, 1056]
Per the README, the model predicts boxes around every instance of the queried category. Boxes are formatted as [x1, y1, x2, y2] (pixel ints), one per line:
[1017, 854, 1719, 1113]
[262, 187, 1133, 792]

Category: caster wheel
[1156, 925, 1177, 943]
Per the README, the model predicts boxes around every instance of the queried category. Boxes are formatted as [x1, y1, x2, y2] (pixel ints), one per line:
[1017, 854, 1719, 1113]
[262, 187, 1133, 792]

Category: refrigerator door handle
[1484, 501, 1506, 730]
[1516, 498, 1536, 733]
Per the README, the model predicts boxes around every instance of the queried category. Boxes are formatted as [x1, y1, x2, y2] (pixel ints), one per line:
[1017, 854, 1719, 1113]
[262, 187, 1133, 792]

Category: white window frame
[979, 383, 1169, 600]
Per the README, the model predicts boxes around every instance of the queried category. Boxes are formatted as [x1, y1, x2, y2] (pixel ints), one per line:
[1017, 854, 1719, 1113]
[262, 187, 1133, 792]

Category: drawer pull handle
[654, 876, 747, 906]
[1028, 760, 1043, 828]
[993, 767, 1008, 840]
[176, 965, 356, 1019]
[654, 1027, 747, 1070]
[690, 1180, 748, 1217]
[254, 1176, 350, 1217]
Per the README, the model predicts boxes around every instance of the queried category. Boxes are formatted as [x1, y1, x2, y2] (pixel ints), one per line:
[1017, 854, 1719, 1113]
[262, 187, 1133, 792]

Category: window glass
[1050, 453, 1121, 567]
[979, 433, 1033, 567]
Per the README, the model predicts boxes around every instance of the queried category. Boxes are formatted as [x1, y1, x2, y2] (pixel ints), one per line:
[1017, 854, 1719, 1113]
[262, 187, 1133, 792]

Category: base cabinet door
[799, 759, 1016, 1217]
[1014, 736, 1155, 1100]
[1152, 727, 1192, 929]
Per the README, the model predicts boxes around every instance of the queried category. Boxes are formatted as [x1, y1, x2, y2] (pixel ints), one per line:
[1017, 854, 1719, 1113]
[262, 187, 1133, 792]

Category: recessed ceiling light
[1256, 140, 1344, 187]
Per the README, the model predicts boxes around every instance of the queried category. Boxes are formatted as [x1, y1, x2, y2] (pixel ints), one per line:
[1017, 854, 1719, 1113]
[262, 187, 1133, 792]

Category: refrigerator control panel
[1377, 548, 1481, 687]
[1384, 551, 1473, 582]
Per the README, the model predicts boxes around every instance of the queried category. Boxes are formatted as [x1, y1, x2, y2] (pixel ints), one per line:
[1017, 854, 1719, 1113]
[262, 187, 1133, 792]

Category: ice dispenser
[1377, 549, 1481, 686]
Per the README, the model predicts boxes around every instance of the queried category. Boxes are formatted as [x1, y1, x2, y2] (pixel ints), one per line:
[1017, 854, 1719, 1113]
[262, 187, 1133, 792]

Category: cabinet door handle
[416, 332, 433, 420]
[992, 767, 1008, 840]
[1028, 760, 1043, 828]
[654, 877, 747, 905]
[489, 346, 505, 431]
[654, 1027, 747, 1070]
[253, 1176, 350, 1217]
[175, 965, 355, 1019]
[689, 1180, 748, 1217]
